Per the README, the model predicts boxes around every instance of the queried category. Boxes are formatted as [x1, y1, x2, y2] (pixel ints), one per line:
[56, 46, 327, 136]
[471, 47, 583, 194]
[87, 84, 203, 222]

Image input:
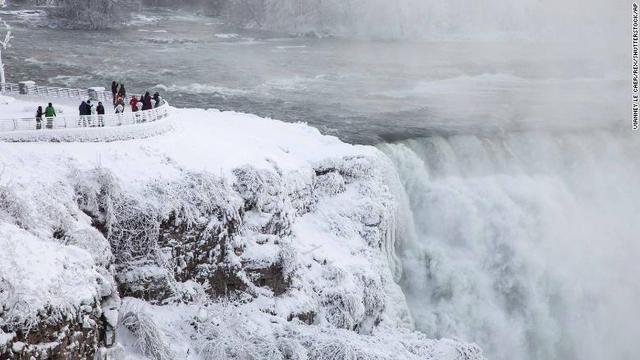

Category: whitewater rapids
[381, 129, 640, 360]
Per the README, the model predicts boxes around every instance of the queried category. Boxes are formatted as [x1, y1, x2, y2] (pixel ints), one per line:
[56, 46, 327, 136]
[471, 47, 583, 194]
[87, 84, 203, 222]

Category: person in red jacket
[129, 96, 138, 112]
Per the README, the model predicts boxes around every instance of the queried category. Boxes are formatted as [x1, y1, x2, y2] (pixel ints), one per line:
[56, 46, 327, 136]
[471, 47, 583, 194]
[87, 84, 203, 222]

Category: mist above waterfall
[224, 0, 622, 42]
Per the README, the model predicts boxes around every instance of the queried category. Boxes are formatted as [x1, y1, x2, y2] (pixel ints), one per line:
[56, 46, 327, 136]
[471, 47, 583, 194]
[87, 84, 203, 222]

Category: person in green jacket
[44, 103, 56, 117]
[44, 103, 56, 129]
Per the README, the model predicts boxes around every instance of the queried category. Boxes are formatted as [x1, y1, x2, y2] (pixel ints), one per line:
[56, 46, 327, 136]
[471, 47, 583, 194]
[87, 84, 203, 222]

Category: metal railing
[0, 81, 171, 133]
[0, 82, 19, 94]
[0, 82, 114, 102]
[0, 101, 170, 132]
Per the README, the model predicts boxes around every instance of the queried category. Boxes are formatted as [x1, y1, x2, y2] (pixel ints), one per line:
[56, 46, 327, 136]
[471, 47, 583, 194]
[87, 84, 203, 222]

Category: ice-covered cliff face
[381, 130, 640, 360]
[0, 99, 483, 359]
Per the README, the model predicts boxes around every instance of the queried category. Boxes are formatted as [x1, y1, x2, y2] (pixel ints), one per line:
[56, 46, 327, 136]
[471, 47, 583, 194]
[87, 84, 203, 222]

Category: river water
[2, 4, 638, 360]
[0, 5, 627, 144]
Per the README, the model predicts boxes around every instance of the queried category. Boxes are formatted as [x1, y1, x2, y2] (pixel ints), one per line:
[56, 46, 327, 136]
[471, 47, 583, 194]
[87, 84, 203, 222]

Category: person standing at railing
[129, 95, 138, 113]
[97, 102, 105, 127]
[115, 96, 125, 112]
[142, 91, 152, 111]
[44, 102, 56, 129]
[118, 84, 126, 100]
[114, 99, 124, 126]
[111, 81, 119, 106]
[136, 96, 143, 112]
[79, 100, 88, 126]
[153, 92, 162, 108]
[35, 106, 43, 130]
[87, 100, 94, 127]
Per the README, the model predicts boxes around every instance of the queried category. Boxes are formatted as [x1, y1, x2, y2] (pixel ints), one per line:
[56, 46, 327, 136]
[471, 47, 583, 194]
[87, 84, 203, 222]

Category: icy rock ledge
[0, 106, 485, 359]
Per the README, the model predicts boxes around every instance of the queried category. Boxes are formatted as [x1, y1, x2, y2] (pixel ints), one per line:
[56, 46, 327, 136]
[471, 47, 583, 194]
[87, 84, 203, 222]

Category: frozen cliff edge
[0, 100, 484, 359]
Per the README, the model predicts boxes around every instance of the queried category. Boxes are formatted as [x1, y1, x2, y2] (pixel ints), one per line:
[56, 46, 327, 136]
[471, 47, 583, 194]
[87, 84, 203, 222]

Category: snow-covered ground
[0, 94, 484, 359]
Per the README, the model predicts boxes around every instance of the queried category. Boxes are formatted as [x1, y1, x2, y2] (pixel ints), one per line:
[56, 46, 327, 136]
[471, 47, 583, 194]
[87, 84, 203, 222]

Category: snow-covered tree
[0, 0, 13, 85]
[50, 0, 137, 30]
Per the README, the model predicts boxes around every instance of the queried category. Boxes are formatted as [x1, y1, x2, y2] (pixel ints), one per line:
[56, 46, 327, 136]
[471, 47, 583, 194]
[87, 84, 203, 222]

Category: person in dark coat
[142, 91, 152, 111]
[96, 101, 105, 127]
[96, 102, 105, 115]
[111, 81, 118, 105]
[36, 106, 43, 130]
[79, 100, 89, 126]
[153, 92, 161, 108]
[79, 101, 88, 116]
[118, 84, 126, 99]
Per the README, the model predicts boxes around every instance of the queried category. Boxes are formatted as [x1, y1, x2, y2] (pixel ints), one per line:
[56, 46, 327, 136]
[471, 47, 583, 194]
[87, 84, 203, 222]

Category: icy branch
[0, 17, 12, 84]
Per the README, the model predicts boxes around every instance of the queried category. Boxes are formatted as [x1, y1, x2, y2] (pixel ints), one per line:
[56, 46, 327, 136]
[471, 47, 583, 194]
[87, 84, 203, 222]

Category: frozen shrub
[49, 0, 138, 30]
[195, 305, 284, 360]
[276, 337, 308, 360]
[233, 165, 283, 212]
[73, 168, 162, 263]
[73, 167, 118, 233]
[320, 289, 365, 330]
[0, 185, 33, 230]
[109, 196, 160, 262]
[314, 171, 346, 197]
[152, 171, 243, 229]
[315, 156, 376, 184]
[232, 166, 297, 236]
[119, 305, 176, 360]
[306, 337, 358, 360]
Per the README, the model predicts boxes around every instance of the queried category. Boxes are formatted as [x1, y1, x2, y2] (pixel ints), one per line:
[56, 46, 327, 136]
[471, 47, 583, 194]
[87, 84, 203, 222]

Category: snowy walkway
[0, 82, 172, 142]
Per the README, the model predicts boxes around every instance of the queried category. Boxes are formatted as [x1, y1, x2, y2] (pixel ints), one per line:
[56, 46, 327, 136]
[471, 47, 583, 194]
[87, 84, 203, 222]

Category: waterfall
[379, 130, 640, 360]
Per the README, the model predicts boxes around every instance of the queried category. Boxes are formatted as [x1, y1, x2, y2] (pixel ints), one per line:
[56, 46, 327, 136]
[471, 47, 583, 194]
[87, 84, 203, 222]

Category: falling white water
[380, 130, 640, 360]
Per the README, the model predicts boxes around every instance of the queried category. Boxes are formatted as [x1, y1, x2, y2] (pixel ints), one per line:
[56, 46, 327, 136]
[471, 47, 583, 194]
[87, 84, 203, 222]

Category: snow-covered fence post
[88, 87, 105, 102]
[19, 81, 35, 95]
[0, 1, 13, 86]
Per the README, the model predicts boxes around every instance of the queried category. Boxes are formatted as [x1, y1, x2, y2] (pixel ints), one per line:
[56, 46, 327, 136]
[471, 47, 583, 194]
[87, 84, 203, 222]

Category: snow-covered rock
[0, 223, 107, 359]
[0, 95, 484, 359]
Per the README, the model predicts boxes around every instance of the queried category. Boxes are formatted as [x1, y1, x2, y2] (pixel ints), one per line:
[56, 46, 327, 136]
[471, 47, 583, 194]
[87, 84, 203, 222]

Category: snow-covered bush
[119, 300, 176, 360]
[109, 195, 161, 262]
[195, 306, 283, 359]
[151, 171, 243, 230]
[0, 184, 33, 230]
[0, 223, 108, 358]
[187, 302, 484, 360]
[49, 0, 138, 30]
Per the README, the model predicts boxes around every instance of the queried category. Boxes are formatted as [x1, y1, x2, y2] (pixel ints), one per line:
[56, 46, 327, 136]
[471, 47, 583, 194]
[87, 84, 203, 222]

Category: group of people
[111, 81, 163, 114]
[35, 103, 57, 129]
[128, 92, 163, 113]
[78, 99, 106, 127]
[33, 81, 164, 130]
